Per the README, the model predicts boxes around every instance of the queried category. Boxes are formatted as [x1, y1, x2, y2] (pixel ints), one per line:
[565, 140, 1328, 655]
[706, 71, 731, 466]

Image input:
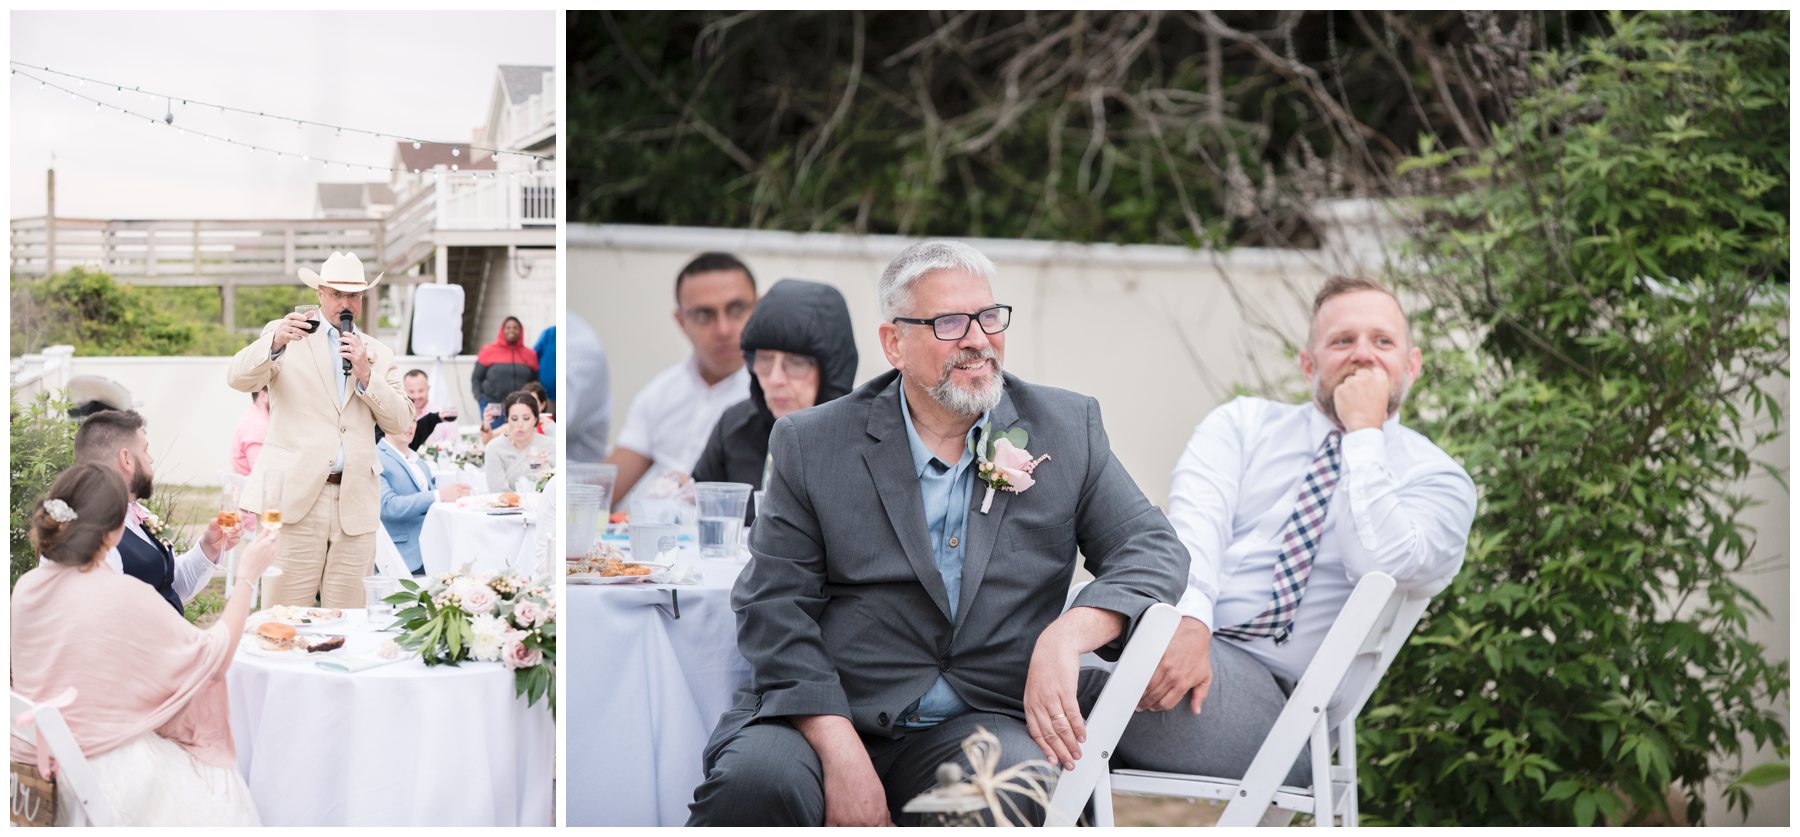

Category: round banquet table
[226, 609, 553, 826]
[566, 552, 751, 826]
[419, 502, 542, 577]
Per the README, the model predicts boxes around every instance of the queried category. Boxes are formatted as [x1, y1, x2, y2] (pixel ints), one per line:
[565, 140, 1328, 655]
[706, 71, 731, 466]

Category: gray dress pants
[687, 711, 1053, 826]
[1079, 636, 1312, 787]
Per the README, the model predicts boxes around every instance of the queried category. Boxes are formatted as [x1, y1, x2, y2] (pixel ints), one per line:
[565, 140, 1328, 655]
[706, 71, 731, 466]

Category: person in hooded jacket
[692, 279, 858, 521]
[472, 316, 539, 423]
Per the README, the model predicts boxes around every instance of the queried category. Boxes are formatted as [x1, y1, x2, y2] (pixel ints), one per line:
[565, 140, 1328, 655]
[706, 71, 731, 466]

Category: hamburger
[255, 621, 297, 651]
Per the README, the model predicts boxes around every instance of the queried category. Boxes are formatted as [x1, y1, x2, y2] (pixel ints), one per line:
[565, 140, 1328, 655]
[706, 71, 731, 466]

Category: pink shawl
[10, 562, 237, 769]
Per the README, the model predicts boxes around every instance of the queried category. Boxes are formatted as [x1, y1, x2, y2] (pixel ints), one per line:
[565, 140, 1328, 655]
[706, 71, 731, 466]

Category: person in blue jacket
[377, 417, 471, 574]
[534, 325, 557, 407]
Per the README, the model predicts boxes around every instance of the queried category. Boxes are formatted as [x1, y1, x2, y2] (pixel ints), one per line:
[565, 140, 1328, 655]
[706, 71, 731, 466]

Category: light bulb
[412, 141, 421, 149]
[452, 147, 460, 157]
[451, 164, 459, 172]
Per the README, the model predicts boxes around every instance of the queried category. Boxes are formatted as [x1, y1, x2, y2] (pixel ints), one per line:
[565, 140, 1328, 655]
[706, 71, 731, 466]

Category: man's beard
[131, 460, 155, 502]
[926, 348, 1005, 416]
[1314, 364, 1409, 427]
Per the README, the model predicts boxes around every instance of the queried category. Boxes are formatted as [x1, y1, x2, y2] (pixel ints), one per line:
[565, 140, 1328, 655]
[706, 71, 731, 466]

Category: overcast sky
[10, 10, 555, 219]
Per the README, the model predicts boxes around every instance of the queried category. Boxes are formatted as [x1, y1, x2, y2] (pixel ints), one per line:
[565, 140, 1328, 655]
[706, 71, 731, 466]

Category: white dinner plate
[240, 634, 350, 659]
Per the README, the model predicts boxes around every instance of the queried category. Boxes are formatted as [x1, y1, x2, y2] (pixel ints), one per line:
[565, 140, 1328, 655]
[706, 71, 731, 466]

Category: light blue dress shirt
[896, 386, 990, 729]
[273, 320, 363, 473]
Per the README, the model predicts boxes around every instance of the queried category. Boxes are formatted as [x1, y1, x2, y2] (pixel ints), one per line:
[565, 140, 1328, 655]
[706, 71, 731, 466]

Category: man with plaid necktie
[1091, 276, 1477, 786]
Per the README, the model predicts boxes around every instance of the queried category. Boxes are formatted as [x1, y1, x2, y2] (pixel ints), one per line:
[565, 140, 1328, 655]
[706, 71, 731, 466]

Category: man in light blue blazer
[377, 417, 471, 574]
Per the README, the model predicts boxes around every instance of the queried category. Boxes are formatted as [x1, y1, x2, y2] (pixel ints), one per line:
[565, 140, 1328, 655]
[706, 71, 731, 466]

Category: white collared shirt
[1167, 397, 1477, 681]
[614, 355, 750, 500]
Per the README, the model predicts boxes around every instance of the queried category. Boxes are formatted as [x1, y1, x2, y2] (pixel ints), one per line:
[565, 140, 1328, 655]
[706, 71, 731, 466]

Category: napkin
[316, 653, 410, 673]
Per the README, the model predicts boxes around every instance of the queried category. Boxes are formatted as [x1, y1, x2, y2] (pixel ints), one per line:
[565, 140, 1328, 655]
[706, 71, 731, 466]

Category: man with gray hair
[688, 240, 1189, 826]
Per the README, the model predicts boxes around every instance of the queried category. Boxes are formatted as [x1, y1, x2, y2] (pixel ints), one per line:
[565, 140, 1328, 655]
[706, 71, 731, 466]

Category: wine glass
[218, 480, 242, 597]
[261, 473, 284, 531]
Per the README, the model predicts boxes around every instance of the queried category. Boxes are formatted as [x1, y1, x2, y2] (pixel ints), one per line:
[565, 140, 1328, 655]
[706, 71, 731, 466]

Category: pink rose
[989, 438, 1038, 492]
[502, 632, 544, 670]
[459, 584, 499, 615]
[512, 598, 543, 629]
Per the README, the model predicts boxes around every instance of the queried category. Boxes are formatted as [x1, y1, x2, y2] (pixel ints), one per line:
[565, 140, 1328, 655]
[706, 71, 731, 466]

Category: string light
[12, 67, 557, 179]
[10, 61, 550, 162]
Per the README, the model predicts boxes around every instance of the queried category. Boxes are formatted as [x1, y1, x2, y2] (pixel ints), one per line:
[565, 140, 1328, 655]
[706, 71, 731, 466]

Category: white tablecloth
[430, 465, 489, 495]
[419, 503, 541, 577]
[226, 609, 554, 826]
[566, 553, 751, 826]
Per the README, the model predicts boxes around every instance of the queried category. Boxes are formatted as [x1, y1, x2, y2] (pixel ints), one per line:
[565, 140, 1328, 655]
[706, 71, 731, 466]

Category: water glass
[569, 463, 618, 513]
[566, 483, 605, 558]
[363, 576, 399, 623]
[694, 482, 753, 559]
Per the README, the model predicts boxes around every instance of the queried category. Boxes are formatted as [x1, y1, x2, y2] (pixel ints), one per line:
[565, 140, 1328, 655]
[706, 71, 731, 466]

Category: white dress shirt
[613, 355, 750, 501]
[1168, 397, 1476, 682]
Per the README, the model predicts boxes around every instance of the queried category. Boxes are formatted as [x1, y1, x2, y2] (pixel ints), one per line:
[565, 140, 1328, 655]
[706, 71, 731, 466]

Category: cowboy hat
[299, 251, 384, 292]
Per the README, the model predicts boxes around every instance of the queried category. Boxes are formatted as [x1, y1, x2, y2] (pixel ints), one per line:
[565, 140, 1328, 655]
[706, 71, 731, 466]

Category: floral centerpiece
[424, 441, 485, 470]
[385, 570, 555, 712]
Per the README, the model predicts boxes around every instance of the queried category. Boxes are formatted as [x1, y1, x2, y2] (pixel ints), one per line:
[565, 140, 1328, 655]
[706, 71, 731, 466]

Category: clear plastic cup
[566, 483, 604, 558]
[693, 482, 753, 559]
[363, 576, 399, 623]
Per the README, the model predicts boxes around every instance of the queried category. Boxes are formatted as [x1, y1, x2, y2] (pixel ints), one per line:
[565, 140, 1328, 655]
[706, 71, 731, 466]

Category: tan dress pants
[265, 481, 374, 608]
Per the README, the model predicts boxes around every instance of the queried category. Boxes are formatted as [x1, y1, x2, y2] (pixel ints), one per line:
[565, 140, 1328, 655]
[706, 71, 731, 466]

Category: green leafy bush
[1367, 11, 1788, 825]
[10, 391, 78, 587]
[10, 268, 253, 356]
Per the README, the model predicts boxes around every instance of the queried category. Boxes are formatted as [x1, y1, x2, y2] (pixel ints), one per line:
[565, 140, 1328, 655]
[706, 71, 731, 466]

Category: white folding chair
[1042, 584, 1181, 826]
[9, 691, 117, 826]
[1049, 571, 1431, 827]
[373, 524, 414, 580]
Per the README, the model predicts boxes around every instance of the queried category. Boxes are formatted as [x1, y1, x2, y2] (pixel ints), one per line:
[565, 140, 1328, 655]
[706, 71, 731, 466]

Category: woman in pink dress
[11, 463, 280, 825]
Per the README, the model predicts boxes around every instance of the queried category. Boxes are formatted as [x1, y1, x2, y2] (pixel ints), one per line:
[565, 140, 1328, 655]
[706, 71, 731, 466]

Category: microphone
[339, 312, 355, 373]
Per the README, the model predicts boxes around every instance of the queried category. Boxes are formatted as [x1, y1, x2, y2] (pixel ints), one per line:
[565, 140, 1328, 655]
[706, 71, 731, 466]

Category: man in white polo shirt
[604, 252, 759, 507]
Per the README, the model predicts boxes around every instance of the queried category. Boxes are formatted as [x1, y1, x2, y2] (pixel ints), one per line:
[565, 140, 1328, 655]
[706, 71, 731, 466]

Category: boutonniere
[140, 509, 178, 553]
[971, 425, 1052, 514]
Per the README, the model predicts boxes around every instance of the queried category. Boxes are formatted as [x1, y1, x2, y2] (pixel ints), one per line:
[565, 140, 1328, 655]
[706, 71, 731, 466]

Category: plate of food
[241, 622, 350, 659]
[566, 555, 671, 585]
[253, 605, 347, 630]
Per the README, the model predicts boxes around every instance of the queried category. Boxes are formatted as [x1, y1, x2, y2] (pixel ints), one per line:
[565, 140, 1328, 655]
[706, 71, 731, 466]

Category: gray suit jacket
[722, 370, 1189, 742]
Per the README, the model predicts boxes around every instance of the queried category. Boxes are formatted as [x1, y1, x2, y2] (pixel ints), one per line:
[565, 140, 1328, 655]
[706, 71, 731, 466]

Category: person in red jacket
[472, 316, 539, 427]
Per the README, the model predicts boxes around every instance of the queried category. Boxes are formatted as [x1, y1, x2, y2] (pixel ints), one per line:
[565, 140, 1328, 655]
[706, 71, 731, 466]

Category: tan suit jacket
[226, 320, 411, 535]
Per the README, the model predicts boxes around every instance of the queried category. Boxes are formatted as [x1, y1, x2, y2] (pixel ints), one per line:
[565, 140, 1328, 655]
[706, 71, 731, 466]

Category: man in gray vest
[687, 241, 1188, 826]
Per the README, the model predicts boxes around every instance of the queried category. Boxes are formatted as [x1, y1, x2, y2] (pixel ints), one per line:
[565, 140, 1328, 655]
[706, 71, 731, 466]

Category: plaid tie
[1216, 430, 1343, 646]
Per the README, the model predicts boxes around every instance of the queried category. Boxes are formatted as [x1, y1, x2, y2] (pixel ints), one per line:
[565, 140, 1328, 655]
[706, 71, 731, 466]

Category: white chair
[1042, 585, 1181, 826]
[1047, 571, 1431, 827]
[9, 691, 117, 826]
[373, 523, 414, 580]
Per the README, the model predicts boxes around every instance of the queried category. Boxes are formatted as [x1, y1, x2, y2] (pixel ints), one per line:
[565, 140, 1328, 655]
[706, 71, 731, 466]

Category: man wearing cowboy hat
[227, 252, 412, 607]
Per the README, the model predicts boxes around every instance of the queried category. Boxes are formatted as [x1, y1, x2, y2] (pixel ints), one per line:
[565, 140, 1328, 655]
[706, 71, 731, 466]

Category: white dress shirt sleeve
[613, 380, 660, 459]
[1166, 401, 1253, 630]
[173, 543, 220, 604]
[1335, 427, 1478, 594]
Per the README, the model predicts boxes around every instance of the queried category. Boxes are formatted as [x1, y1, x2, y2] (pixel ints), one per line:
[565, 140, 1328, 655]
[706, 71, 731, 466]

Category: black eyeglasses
[891, 304, 1012, 341]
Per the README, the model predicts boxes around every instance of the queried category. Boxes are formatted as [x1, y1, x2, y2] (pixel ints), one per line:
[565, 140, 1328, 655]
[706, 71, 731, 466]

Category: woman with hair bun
[10, 462, 281, 825]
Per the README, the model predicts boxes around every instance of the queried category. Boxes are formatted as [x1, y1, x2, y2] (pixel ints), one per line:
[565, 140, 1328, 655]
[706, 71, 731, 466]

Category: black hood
[739, 279, 858, 421]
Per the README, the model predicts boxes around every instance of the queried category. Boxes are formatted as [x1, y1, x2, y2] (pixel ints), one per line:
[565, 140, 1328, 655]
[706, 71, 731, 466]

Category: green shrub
[1367, 11, 1788, 825]
[10, 268, 254, 357]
